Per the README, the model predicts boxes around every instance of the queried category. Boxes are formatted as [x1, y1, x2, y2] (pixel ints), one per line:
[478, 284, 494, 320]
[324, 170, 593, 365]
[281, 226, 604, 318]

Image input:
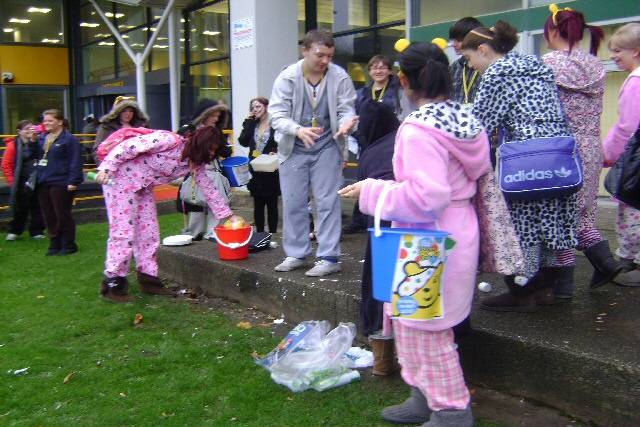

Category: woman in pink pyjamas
[95, 126, 233, 302]
[340, 42, 490, 427]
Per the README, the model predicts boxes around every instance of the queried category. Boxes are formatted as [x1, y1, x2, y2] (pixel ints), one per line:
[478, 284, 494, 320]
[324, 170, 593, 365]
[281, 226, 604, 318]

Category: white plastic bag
[254, 321, 360, 392]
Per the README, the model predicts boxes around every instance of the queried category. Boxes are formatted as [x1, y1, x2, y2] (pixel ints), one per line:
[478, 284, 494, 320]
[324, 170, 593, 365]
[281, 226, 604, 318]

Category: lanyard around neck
[42, 132, 61, 160]
[371, 80, 388, 102]
[462, 64, 478, 104]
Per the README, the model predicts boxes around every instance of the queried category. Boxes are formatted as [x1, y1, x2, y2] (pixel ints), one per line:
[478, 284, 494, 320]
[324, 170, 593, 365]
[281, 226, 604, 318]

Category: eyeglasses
[250, 104, 263, 110]
[370, 66, 390, 71]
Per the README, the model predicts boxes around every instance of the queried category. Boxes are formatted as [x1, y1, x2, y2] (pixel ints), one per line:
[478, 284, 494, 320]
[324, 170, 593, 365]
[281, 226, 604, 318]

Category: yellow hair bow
[549, 3, 573, 25]
[431, 37, 448, 51]
[394, 38, 410, 53]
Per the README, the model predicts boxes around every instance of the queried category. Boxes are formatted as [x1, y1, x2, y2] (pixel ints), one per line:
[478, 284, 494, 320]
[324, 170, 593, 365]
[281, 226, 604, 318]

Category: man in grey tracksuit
[268, 30, 357, 277]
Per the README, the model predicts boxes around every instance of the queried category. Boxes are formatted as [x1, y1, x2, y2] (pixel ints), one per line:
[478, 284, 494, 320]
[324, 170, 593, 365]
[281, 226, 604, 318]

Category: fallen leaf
[236, 321, 252, 329]
[161, 412, 175, 417]
[134, 313, 143, 325]
[63, 372, 76, 384]
[257, 323, 272, 328]
[286, 396, 294, 401]
[119, 392, 127, 398]
[36, 295, 45, 299]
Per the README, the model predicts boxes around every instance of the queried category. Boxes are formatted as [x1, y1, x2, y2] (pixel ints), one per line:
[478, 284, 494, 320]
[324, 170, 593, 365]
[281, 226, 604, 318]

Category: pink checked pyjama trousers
[393, 320, 470, 411]
[103, 183, 160, 278]
[616, 203, 640, 264]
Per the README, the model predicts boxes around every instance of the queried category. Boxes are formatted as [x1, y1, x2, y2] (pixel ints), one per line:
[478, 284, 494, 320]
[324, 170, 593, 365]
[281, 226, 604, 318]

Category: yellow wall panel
[0, 46, 70, 85]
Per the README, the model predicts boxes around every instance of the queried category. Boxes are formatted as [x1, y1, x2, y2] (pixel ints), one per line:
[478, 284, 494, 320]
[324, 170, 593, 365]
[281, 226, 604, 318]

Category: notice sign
[232, 17, 254, 50]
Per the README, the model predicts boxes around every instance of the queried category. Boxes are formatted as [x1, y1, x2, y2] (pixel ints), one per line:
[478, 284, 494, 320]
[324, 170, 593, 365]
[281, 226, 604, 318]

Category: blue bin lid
[222, 156, 249, 166]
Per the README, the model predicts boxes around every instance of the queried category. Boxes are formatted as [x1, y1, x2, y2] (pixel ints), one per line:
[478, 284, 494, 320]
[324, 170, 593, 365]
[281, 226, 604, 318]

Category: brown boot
[137, 272, 175, 296]
[101, 277, 134, 303]
[369, 334, 400, 376]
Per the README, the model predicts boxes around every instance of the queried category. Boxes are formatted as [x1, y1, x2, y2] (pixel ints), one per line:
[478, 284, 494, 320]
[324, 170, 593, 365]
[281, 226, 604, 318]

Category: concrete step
[158, 224, 639, 427]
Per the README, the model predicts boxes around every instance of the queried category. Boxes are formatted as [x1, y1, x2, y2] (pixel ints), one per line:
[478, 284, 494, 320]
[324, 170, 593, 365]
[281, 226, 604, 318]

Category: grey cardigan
[268, 60, 357, 163]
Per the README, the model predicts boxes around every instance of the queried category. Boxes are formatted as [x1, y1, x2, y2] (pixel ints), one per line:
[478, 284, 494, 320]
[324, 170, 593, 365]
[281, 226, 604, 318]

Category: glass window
[115, 3, 146, 31]
[333, 24, 405, 90]
[146, 20, 186, 71]
[188, 1, 229, 63]
[317, 0, 334, 32]
[83, 37, 116, 83]
[117, 28, 146, 78]
[378, 0, 405, 24]
[333, 0, 370, 31]
[4, 87, 66, 132]
[298, 0, 306, 39]
[0, 0, 64, 45]
[417, 0, 521, 25]
[189, 59, 231, 107]
[79, 1, 114, 45]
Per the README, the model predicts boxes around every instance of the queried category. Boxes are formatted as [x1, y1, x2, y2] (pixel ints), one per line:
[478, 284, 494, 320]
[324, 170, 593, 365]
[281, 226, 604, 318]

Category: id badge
[38, 159, 48, 167]
[252, 150, 261, 158]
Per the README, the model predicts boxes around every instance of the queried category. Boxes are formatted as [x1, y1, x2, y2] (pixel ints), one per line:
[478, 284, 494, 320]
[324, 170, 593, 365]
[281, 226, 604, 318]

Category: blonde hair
[609, 23, 640, 50]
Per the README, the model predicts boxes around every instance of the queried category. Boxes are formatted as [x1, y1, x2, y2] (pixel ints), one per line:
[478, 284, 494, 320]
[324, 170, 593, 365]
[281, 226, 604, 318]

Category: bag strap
[498, 86, 572, 146]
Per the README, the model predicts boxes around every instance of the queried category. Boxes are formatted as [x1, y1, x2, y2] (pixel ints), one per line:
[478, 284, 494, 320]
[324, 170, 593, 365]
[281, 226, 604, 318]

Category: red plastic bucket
[213, 225, 253, 260]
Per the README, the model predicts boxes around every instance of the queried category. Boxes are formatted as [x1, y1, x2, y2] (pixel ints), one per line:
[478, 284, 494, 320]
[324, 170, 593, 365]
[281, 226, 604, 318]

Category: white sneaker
[305, 260, 341, 277]
[31, 234, 46, 240]
[274, 257, 305, 272]
[5, 233, 18, 241]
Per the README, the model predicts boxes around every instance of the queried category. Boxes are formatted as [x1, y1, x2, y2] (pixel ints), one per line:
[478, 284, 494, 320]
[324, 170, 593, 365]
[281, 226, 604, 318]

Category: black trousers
[253, 195, 279, 233]
[347, 201, 368, 230]
[38, 185, 76, 248]
[9, 180, 45, 236]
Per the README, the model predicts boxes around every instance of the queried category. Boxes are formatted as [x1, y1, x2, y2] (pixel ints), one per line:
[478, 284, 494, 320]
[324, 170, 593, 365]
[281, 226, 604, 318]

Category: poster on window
[232, 17, 254, 50]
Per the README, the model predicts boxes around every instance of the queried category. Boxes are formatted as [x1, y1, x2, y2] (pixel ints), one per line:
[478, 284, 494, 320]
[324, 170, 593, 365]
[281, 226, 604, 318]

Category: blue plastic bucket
[369, 227, 450, 306]
[221, 156, 251, 187]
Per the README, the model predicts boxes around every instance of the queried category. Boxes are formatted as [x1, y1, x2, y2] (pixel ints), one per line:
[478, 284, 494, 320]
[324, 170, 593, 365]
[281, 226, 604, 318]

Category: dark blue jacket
[356, 99, 399, 182]
[36, 130, 84, 187]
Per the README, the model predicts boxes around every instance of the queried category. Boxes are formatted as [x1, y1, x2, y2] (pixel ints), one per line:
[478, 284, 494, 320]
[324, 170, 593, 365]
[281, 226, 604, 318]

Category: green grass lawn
[1, 214, 499, 426]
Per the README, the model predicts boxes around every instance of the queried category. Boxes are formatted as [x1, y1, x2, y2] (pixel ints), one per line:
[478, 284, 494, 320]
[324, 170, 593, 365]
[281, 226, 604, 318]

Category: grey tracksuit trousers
[279, 144, 343, 260]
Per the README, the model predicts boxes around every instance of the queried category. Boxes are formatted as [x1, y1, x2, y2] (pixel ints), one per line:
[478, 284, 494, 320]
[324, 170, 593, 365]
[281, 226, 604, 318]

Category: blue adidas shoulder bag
[497, 135, 583, 201]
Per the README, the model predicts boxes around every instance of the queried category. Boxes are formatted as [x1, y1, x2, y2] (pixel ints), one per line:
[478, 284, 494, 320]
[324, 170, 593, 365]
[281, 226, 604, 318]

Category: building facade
[0, 0, 638, 139]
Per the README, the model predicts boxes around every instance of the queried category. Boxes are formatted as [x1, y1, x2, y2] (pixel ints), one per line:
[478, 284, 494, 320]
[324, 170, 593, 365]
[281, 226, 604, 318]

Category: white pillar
[135, 53, 146, 110]
[168, 7, 181, 131]
[229, 0, 298, 149]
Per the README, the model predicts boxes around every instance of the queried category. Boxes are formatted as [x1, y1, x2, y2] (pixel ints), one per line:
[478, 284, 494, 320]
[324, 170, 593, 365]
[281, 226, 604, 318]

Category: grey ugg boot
[381, 386, 431, 424]
[423, 406, 473, 427]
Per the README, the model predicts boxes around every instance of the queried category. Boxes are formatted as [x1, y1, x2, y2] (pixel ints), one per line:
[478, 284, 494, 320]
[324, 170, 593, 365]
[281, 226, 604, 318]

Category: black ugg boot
[101, 276, 134, 303]
[583, 240, 625, 289]
[58, 241, 78, 256]
[137, 272, 175, 296]
[46, 236, 62, 256]
[480, 275, 539, 312]
[382, 386, 431, 424]
[545, 266, 575, 300]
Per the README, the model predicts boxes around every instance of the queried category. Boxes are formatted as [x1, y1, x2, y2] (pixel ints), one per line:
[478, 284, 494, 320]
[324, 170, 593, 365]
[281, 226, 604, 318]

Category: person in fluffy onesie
[339, 42, 491, 427]
[95, 126, 233, 302]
